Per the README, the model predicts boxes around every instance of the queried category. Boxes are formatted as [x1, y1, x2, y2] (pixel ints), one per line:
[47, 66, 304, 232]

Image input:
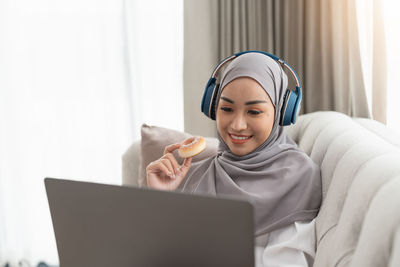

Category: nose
[231, 113, 247, 131]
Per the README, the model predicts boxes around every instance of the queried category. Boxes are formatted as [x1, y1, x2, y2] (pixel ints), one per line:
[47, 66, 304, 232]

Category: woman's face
[216, 77, 275, 156]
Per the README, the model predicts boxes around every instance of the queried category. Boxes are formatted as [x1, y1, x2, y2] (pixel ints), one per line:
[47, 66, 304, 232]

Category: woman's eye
[220, 107, 233, 112]
[248, 110, 262, 115]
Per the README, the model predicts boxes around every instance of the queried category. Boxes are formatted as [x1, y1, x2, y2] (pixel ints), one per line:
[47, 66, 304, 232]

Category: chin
[228, 146, 252, 156]
[232, 151, 248, 156]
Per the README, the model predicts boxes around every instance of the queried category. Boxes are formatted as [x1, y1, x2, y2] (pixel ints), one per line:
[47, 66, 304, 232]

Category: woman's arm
[255, 218, 317, 267]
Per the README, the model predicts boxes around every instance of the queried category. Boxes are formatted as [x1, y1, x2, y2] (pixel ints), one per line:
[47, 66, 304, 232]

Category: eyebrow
[220, 96, 267, 105]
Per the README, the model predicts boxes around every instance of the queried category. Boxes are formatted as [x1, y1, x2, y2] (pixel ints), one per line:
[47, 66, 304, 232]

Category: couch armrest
[122, 140, 141, 186]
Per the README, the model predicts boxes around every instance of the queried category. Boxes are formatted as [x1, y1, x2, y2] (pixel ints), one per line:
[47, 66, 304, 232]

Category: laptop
[44, 177, 254, 267]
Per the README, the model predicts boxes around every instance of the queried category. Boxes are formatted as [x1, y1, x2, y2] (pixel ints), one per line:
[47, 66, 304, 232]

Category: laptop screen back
[45, 178, 254, 267]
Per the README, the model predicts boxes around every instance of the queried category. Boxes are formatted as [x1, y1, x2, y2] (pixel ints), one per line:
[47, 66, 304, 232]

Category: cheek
[265, 107, 275, 127]
[216, 114, 226, 134]
[255, 113, 275, 139]
[216, 109, 229, 128]
[217, 121, 229, 138]
[216, 120, 222, 134]
[265, 105, 275, 118]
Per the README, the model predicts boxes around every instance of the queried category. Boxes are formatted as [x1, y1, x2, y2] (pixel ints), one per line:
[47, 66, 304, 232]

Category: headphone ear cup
[291, 87, 302, 124]
[209, 84, 220, 120]
[280, 89, 299, 126]
[201, 78, 217, 119]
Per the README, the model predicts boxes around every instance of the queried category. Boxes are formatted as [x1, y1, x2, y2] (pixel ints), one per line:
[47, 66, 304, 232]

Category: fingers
[147, 145, 193, 184]
[160, 158, 176, 179]
[160, 154, 192, 182]
[147, 160, 175, 179]
[155, 152, 187, 178]
[146, 144, 194, 190]
[183, 157, 192, 167]
[147, 153, 178, 179]
[165, 153, 181, 172]
[178, 157, 192, 173]
[163, 143, 181, 155]
[162, 143, 183, 176]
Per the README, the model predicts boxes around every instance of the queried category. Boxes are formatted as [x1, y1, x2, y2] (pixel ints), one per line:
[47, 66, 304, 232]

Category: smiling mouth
[229, 134, 252, 144]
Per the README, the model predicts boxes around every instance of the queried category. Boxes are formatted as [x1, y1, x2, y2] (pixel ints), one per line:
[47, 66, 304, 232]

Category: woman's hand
[146, 143, 192, 191]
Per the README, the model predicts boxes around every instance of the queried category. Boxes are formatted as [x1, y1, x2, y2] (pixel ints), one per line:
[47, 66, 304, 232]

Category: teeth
[231, 135, 250, 140]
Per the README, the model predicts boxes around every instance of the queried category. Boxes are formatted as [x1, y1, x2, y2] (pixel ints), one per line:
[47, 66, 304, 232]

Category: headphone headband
[210, 51, 301, 89]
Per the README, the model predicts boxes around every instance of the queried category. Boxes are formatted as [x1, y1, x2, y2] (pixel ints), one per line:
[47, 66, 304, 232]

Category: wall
[183, 0, 219, 137]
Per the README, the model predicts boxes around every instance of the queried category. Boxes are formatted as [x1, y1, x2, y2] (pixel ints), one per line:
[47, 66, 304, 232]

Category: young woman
[146, 52, 322, 267]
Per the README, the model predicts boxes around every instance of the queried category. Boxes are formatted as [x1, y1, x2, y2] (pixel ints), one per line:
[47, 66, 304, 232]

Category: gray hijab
[180, 53, 322, 242]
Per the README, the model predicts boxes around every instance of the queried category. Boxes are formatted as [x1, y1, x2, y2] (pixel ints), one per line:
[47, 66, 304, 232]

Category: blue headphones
[200, 50, 302, 126]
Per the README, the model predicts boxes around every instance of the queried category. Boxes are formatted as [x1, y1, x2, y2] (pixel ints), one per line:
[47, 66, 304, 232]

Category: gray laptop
[44, 177, 254, 267]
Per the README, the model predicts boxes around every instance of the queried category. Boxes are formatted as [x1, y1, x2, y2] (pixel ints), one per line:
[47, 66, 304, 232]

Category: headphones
[200, 50, 302, 126]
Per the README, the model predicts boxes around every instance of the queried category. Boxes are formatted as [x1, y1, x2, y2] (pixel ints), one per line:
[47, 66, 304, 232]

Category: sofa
[122, 111, 400, 267]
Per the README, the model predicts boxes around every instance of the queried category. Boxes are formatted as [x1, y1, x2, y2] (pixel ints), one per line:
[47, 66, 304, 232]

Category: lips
[229, 133, 252, 144]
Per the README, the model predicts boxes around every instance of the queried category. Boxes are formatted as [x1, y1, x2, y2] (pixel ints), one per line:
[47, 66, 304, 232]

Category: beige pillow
[138, 124, 219, 187]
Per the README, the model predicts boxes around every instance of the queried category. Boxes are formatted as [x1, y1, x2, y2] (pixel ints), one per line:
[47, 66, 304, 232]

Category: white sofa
[122, 111, 400, 267]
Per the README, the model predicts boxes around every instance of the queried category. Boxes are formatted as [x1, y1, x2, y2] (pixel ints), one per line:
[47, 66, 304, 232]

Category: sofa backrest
[285, 111, 400, 267]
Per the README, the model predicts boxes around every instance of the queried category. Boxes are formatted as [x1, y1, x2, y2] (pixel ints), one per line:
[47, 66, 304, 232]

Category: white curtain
[0, 0, 183, 265]
[382, 0, 400, 133]
[123, 0, 184, 134]
[356, 0, 400, 133]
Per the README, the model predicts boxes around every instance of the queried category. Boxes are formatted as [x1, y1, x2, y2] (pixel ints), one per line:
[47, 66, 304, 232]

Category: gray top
[181, 53, 322, 243]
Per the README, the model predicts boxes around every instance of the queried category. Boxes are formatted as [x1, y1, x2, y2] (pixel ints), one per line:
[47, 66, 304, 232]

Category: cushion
[138, 124, 219, 187]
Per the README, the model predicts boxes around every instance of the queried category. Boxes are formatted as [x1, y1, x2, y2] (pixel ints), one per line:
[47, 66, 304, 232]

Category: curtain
[217, 0, 372, 118]
[123, 0, 184, 134]
[381, 0, 400, 131]
[0, 0, 183, 265]
[356, 0, 388, 125]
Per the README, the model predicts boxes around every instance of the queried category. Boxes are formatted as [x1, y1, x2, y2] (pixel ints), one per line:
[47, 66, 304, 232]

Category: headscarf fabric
[180, 53, 322, 243]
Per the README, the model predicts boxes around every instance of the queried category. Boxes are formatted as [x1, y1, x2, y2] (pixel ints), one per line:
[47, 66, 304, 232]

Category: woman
[146, 52, 322, 266]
